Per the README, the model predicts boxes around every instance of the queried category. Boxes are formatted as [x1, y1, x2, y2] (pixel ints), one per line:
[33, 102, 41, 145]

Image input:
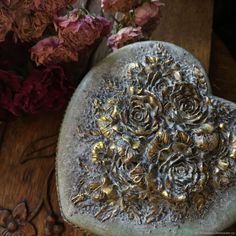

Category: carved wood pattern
[0, 1, 216, 235]
[0, 201, 37, 235]
[0, 134, 65, 236]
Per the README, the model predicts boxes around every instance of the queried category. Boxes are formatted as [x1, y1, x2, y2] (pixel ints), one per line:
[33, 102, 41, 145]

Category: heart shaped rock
[57, 41, 236, 236]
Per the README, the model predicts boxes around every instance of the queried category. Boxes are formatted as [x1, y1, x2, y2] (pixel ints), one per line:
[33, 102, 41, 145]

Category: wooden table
[1, 0, 227, 235]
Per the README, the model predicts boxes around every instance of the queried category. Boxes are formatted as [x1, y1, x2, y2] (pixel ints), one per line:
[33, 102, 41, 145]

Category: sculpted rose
[156, 143, 208, 201]
[121, 91, 162, 136]
[169, 83, 211, 125]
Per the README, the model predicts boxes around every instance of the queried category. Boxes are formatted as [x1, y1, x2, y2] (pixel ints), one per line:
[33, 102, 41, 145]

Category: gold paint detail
[72, 43, 236, 225]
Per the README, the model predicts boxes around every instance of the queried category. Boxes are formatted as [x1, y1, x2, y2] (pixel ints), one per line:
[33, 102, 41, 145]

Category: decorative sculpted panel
[68, 43, 236, 226]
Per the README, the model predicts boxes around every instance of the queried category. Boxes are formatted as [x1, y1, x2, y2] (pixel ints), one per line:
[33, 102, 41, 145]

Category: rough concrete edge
[56, 41, 236, 235]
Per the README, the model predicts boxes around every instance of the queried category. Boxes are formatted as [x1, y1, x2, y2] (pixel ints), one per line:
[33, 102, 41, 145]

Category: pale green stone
[57, 41, 236, 236]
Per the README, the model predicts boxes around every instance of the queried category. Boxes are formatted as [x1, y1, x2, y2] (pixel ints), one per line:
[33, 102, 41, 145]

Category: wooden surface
[152, 0, 213, 71]
[0, 0, 218, 235]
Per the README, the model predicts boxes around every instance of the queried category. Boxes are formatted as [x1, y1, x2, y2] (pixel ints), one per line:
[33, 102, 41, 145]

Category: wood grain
[152, 0, 214, 71]
[0, 1, 214, 235]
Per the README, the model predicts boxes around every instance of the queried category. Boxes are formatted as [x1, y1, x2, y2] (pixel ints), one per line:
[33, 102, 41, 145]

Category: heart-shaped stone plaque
[57, 41, 236, 236]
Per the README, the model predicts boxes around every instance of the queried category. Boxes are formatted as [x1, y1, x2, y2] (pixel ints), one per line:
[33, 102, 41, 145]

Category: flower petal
[12, 202, 28, 222]
[19, 222, 37, 236]
[0, 209, 11, 226]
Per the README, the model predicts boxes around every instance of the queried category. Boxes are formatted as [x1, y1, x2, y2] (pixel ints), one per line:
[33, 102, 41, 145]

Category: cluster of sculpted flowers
[93, 60, 211, 203]
[73, 48, 236, 223]
[0, 0, 163, 120]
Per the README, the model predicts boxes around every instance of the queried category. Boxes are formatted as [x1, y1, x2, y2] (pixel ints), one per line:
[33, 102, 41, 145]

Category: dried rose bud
[31, 36, 78, 65]
[13, 11, 49, 42]
[108, 26, 143, 49]
[101, 0, 135, 13]
[33, 0, 76, 16]
[0, 9, 13, 42]
[134, 0, 164, 26]
[54, 10, 112, 51]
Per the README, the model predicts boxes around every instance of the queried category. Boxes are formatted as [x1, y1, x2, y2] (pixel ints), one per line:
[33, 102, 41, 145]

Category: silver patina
[57, 41, 236, 236]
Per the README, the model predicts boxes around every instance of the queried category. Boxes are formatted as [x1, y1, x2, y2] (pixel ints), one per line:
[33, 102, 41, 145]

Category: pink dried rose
[13, 11, 49, 42]
[14, 65, 73, 114]
[101, 0, 135, 13]
[134, 0, 164, 26]
[31, 36, 78, 65]
[0, 9, 13, 42]
[54, 10, 112, 51]
[54, 9, 79, 29]
[33, 0, 76, 16]
[108, 26, 143, 49]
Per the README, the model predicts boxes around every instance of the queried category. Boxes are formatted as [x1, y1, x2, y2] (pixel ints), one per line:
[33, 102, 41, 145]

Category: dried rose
[0, 9, 13, 42]
[31, 36, 78, 65]
[13, 11, 49, 42]
[101, 0, 135, 13]
[1, 0, 32, 9]
[33, 0, 76, 16]
[134, 0, 163, 26]
[54, 10, 112, 51]
[107, 27, 143, 49]
[0, 70, 22, 116]
[14, 66, 73, 114]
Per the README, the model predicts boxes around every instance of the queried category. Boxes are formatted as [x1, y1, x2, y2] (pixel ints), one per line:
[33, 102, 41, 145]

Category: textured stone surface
[57, 41, 236, 236]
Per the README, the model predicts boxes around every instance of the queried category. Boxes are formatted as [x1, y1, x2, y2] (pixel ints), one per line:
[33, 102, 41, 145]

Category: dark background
[214, 0, 236, 59]
[213, 1, 236, 233]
